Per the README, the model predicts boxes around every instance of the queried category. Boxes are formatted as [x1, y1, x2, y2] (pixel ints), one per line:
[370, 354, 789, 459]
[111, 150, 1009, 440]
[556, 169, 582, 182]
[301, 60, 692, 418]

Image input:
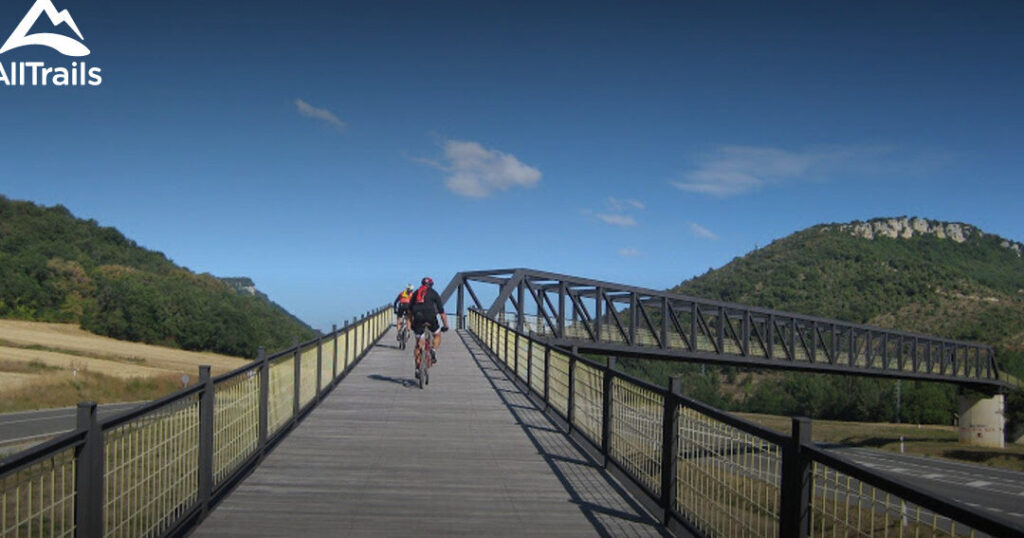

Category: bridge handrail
[466, 308, 1024, 538]
[0, 305, 393, 538]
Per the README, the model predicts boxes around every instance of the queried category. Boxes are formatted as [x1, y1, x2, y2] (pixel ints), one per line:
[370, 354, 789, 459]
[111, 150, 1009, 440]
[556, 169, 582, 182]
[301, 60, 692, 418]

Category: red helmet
[421, 277, 434, 287]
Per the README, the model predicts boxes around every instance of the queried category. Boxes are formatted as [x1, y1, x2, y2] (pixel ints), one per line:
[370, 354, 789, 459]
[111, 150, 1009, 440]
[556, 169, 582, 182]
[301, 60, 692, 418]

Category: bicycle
[397, 324, 408, 350]
[414, 325, 446, 389]
[416, 330, 434, 389]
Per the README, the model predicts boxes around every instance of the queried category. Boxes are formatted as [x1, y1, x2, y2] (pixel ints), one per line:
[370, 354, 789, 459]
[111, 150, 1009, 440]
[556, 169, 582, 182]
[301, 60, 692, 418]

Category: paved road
[0, 402, 142, 448]
[195, 329, 671, 537]
[829, 446, 1024, 527]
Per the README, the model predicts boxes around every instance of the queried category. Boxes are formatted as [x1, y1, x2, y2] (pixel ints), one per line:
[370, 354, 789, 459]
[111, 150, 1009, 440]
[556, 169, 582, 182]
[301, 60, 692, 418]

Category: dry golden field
[0, 319, 248, 412]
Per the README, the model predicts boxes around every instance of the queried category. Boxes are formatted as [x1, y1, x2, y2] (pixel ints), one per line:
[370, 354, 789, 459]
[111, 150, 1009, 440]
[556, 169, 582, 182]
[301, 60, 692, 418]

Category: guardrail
[1, 306, 392, 538]
[468, 309, 1023, 538]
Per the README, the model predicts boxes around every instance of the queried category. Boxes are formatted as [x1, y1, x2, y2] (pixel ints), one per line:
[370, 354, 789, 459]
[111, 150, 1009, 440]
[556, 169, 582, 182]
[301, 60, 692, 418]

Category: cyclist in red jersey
[407, 277, 448, 376]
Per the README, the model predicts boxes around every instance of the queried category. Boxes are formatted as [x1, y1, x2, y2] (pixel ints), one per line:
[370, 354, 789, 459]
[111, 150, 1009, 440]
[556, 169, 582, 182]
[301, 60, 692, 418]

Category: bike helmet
[406, 284, 413, 291]
[422, 277, 434, 287]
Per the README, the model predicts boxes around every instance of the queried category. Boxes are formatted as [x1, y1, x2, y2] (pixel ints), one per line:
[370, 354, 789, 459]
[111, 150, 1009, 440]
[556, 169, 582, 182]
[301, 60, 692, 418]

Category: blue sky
[2, 1, 1023, 331]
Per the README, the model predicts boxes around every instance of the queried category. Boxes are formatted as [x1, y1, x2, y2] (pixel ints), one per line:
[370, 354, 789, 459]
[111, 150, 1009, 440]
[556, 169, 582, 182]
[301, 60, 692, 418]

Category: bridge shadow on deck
[457, 331, 672, 538]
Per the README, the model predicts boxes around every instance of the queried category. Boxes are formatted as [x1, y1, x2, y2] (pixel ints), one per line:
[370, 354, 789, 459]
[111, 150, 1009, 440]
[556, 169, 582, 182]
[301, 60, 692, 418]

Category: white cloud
[689, 222, 719, 241]
[672, 145, 898, 197]
[295, 99, 346, 130]
[430, 140, 541, 198]
[618, 248, 640, 257]
[597, 214, 637, 227]
[608, 197, 645, 211]
[589, 196, 644, 226]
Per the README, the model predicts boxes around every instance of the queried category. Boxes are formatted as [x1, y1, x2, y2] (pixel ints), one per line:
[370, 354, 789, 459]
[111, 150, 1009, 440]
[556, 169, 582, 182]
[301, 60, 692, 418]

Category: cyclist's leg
[412, 319, 427, 367]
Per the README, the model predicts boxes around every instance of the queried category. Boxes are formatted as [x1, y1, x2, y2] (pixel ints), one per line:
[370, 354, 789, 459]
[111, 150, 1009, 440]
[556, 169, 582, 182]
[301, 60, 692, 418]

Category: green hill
[0, 195, 316, 358]
[620, 217, 1024, 428]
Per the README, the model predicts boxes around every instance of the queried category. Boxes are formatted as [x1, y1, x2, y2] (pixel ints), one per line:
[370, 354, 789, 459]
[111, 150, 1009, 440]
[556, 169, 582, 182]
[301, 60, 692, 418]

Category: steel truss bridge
[440, 268, 1008, 391]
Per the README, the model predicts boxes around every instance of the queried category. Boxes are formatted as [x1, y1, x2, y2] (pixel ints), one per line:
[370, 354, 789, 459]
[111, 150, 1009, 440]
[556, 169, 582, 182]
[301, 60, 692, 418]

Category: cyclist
[393, 284, 414, 335]
[407, 277, 448, 376]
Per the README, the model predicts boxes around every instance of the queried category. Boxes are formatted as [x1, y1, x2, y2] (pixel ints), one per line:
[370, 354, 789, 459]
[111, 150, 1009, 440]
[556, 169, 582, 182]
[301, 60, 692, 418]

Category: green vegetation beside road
[0, 195, 316, 358]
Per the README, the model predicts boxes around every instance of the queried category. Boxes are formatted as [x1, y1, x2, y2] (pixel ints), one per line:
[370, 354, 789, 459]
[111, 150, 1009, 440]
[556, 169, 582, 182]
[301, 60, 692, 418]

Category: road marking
[986, 506, 1003, 513]
[922, 473, 943, 479]
[888, 467, 907, 473]
[1008, 513, 1023, 518]
[966, 480, 992, 488]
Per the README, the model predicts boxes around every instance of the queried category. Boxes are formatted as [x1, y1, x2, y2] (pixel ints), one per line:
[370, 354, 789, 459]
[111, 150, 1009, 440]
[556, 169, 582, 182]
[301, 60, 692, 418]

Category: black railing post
[742, 310, 751, 356]
[557, 282, 566, 338]
[293, 341, 301, 420]
[514, 331, 520, 379]
[526, 332, 533, 393]
[74, 401, 103, 538]
[660, 376, 682, 524]
[332, 324, 338, 381]
[780, 417, 813, 537]
[315, 335, 323, 401]
[661, 297, 669, 350]
[543, 347, 551, 405]
[198, 365, 214, 514]
[601, 357, 616, 466]
[258, 347, 268, 453]
[567, 349, 577, 433]
[517, 280, 525, 332]
[629, 293, 637, 345]
[457, 283, 465, 329]
[346, 321, 353, 370]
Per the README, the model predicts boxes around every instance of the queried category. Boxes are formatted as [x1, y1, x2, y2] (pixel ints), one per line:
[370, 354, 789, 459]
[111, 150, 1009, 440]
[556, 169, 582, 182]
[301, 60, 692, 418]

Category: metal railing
[1, 306, 392, 538]
[468, 309, 1023, 538]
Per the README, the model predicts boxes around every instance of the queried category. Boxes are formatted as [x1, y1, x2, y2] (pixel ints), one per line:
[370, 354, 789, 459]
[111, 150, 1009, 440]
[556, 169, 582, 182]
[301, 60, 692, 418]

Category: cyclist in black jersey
[407, 277, 448, 374]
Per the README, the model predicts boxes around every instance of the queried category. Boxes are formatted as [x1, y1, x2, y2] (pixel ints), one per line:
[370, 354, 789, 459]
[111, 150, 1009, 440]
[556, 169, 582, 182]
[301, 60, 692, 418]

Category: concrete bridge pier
[957, 390, 1005, 448]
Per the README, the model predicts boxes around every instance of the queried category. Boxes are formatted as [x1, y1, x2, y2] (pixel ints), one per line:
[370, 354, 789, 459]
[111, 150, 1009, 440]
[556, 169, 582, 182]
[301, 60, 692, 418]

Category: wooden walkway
[192, 328, 670, 537]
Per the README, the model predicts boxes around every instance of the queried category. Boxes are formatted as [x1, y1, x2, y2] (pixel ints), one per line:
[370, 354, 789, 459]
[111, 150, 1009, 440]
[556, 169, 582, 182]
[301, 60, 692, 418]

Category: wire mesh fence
[103, 394, 200, 538]
[213, 369, 260, 486]
[0, 306, 392, 538]
[610, 378, 663, 496]
[0, 443, 78, 538]
[465, 308, 1020, 538]
[675, 406, 781, 538]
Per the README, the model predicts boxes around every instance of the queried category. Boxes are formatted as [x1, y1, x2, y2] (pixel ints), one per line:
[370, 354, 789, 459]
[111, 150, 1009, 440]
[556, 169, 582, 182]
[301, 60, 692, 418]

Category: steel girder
[440, 268, 1007, 391]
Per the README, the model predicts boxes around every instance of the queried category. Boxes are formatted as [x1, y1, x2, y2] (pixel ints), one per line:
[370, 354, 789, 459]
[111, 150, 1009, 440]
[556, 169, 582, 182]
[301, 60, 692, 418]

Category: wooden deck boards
[192, 329, 668, 537]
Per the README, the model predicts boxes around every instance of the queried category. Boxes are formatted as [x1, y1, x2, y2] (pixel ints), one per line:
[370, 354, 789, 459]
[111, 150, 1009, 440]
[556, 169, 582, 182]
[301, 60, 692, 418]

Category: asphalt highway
[0, 402, 142, 453]
[828, 445, 1024, 529]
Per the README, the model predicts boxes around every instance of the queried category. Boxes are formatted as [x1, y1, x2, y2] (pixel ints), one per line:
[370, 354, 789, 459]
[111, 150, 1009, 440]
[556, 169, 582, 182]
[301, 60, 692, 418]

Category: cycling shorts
[411, 319, 439, 336]
[396, 304, 409, 317]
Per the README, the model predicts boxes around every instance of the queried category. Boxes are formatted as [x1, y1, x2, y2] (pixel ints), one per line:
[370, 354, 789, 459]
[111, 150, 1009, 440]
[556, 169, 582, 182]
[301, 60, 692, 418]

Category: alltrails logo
[0, 0, 102, 87]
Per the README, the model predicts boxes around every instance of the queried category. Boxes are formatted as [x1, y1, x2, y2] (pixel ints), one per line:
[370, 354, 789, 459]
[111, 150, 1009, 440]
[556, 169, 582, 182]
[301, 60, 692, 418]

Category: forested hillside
[0, 196, 316, 358]
[620, 217, 1024, 428]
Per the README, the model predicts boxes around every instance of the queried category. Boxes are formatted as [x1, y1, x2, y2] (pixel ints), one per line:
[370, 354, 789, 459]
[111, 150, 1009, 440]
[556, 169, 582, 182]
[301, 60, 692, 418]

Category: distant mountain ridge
[0, 195, 316, 358]
[674, 216, 1024, 354]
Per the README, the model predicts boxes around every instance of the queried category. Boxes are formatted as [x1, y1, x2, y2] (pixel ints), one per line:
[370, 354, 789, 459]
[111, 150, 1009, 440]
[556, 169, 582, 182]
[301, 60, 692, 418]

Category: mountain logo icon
[0, 0, 90, 57]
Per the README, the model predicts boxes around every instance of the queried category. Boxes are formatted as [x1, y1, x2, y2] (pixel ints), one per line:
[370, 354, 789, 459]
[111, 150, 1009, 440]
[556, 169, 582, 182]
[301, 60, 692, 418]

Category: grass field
[0, 319, 248, 412]
[739, 412, 1024, 472]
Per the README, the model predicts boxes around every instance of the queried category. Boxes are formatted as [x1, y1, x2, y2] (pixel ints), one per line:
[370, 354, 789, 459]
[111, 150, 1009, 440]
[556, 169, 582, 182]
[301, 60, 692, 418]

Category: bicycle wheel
[418, 345, 426, 389]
